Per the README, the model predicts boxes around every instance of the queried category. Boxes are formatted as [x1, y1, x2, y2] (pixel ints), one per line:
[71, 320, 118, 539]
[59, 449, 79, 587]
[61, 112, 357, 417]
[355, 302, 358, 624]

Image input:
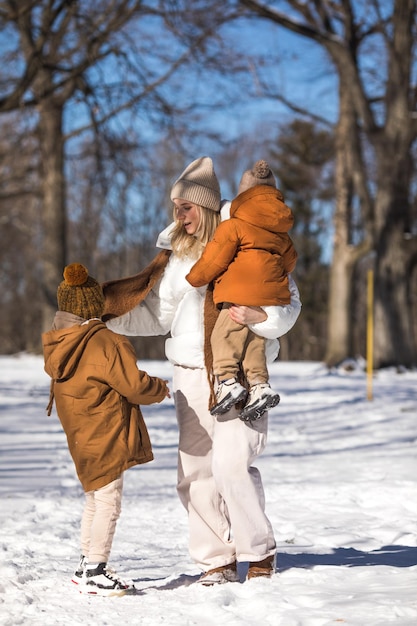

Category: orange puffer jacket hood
[42, 319, 167, 492]
[186, 185, 298, 306]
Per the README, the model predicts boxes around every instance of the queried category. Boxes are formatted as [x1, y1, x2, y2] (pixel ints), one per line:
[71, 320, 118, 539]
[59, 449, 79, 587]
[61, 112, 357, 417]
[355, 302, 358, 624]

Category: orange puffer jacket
[186, 185, 298, 306]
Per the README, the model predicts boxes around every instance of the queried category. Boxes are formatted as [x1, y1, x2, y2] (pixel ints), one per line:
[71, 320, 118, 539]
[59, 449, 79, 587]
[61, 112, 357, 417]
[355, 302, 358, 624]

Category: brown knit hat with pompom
[57, 263, 105, 320]
[237, 159, 277, 195]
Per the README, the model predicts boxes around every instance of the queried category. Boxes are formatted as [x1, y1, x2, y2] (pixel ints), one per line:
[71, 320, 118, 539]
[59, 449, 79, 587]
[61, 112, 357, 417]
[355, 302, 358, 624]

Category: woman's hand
[228, 305, 267, 325]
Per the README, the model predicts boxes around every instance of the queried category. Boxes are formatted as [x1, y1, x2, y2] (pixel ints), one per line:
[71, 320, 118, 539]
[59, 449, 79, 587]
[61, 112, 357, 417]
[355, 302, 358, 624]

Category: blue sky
[204, 15, 339, 138]
[61, 13, 339, 150]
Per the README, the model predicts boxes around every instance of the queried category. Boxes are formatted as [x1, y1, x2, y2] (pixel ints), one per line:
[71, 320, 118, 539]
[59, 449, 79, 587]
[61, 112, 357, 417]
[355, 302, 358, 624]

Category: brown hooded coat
[42, 319, 167, 492]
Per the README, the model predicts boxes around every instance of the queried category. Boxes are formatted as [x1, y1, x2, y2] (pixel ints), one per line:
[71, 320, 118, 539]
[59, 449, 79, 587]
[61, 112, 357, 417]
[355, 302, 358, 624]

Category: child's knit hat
[170, 156, 221, 212]
[237, 159, 277, 195]
[57, 263, 105, 320]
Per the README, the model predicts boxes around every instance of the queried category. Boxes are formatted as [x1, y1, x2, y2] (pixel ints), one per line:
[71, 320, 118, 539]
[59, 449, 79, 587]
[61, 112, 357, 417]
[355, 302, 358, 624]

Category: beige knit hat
[57, 263, 105, 320]
[237, 159, 276, 195]
[170, 156, 221, 212]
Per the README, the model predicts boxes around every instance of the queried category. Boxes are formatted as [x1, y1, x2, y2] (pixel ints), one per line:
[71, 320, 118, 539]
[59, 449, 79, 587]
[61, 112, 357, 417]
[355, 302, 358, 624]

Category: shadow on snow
[277, 545, 417, 570]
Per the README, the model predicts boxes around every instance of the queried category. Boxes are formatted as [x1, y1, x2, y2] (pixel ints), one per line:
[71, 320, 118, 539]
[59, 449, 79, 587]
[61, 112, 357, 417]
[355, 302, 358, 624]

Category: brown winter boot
[197, 561, 239, 586]
[247, 555, 275, 580]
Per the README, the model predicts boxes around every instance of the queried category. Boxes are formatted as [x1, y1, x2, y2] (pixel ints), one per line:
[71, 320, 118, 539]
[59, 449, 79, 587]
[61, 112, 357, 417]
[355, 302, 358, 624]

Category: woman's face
[173, 199, 201, 235]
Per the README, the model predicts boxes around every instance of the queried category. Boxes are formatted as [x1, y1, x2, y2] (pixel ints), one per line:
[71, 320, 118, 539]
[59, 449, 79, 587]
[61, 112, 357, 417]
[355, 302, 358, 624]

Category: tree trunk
[371, 0, 417, 368]
[374, 230, 416, 368]
[38, 102, 67, 333]
[373, 149, 417, 367]
[325, 86, 371, 366]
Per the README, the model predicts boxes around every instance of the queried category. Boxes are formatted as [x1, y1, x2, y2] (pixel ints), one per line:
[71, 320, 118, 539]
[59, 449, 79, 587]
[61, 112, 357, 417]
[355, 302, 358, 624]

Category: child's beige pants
[211, 306, 268, 384]
[80, 475, 124, 564]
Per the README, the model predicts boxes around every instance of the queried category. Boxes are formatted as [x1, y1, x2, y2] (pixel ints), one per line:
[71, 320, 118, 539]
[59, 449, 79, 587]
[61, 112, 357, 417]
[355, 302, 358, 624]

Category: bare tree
[0, 0, 231, 334]
[237, 0, 417, 368]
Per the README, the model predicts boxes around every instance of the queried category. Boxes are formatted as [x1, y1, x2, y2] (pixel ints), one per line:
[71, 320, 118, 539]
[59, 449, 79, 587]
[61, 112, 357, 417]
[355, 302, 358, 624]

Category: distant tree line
[0, 1, 416, 367]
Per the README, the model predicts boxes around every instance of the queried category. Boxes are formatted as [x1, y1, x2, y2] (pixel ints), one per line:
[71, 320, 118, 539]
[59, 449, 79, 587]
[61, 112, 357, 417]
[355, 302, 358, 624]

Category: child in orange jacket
[186, 160, 297, 421]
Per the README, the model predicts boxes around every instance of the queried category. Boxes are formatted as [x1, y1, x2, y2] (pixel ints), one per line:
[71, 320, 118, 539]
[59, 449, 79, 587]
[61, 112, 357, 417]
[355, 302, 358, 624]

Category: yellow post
[367, 269, 374, 400]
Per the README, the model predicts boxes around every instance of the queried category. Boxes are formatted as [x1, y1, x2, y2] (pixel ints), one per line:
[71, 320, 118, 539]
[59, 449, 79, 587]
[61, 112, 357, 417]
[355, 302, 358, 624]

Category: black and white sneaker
[210, 378, 247, 415]
[82, 562, 135, 596]
[71, 554, 87, 586]
[239, 384, 280, 422]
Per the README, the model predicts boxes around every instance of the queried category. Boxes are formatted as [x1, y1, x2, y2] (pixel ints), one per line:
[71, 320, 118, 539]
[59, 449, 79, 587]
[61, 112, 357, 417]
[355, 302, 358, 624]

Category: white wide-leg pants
[173, 365, 275, 571]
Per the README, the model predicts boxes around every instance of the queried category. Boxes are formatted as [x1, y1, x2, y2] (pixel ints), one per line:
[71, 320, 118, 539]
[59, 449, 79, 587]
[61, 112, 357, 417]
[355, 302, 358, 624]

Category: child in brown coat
[186, 160, 297, 421]
[42, 263, 170, 596]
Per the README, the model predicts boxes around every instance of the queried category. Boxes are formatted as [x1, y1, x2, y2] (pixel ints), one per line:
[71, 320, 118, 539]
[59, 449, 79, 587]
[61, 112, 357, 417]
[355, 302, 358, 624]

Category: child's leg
[88, 475, 124, 564]
[240, 333, 280, 422]
[242, 332, 268, 385]
[211, 305, 248, 381]
[80, 490, 96, 558]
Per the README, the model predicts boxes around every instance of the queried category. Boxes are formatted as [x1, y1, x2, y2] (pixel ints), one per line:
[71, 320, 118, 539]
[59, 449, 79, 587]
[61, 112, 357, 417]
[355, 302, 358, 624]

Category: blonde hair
[170, 205, 221, 260]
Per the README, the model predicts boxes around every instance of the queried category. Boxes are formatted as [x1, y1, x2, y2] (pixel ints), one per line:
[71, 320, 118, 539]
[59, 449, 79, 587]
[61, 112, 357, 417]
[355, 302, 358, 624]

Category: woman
[103, 157, 301, 585]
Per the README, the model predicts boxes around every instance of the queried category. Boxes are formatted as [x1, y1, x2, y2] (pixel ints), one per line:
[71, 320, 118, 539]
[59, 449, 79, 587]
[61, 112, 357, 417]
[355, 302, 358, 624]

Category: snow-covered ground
[0, 354, 416, 625]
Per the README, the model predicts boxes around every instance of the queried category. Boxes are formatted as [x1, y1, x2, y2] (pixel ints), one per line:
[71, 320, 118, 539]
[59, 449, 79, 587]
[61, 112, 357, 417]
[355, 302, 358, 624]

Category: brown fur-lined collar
[101, 250, 171, 321]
